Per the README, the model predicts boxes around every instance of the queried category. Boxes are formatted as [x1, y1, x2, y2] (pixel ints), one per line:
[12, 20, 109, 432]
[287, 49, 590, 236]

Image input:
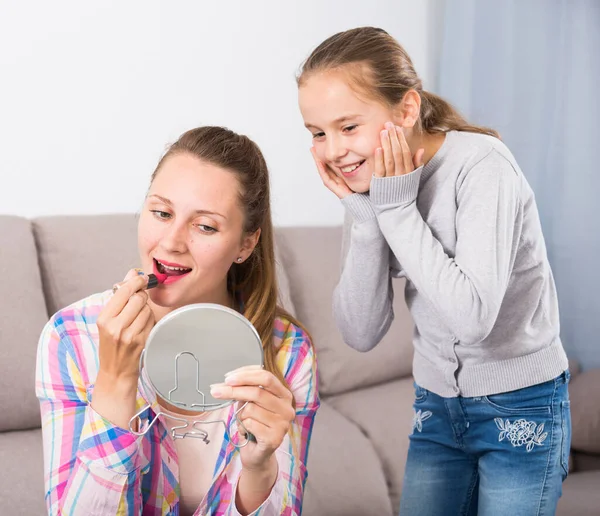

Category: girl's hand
[210, 365, 295, 472]
[374, 122, 425, 178]
[311, 147, 354, 199]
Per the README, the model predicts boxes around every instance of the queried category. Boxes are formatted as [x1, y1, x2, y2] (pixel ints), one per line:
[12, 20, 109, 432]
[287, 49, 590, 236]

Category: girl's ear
[393, 89, 421, 128]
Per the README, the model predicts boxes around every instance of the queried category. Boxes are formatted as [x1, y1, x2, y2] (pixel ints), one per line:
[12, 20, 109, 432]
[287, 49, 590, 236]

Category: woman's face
[298, 70, 398, 193]
[138, 152, 258, 311]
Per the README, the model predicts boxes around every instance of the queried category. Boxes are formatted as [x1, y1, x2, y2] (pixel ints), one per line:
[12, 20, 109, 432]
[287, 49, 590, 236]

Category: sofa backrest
[275, 227, 414, 397]
[0, 216, 49, 432]
[0, 214, 415, 433]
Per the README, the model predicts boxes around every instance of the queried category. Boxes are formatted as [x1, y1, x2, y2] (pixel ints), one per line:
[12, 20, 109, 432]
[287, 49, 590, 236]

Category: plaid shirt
[36, 291, 319, 515]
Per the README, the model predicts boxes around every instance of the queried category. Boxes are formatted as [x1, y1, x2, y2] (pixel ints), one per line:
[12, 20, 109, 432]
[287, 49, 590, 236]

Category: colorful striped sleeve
[35, 308, 144, 515]
[228, 319, 320, 515]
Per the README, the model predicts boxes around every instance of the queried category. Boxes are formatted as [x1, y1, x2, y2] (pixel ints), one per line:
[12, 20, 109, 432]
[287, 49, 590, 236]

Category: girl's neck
[408, 130, 446, 167]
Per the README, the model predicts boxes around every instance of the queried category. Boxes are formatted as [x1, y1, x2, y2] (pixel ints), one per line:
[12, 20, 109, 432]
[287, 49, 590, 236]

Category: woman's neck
[149, 288, 236, 323]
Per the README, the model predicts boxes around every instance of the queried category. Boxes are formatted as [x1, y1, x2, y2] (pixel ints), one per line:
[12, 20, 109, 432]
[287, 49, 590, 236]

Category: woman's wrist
[91, 371, 139, 430]
[236, 455, 278, 514]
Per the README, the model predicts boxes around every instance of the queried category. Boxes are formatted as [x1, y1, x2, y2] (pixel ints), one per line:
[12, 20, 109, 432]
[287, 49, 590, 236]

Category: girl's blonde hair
[298, 27, 499, 138]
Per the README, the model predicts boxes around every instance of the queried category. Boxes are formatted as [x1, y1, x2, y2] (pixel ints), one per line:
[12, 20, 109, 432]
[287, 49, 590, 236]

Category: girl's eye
[196, 224, 217, 234]
[343, 125, 358, 133]
[312, 132, 325, 140]
[150, 210, 171, 220]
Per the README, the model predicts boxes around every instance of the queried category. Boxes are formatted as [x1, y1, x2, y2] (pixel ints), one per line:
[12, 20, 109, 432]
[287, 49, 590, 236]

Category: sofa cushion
[572, 452, 600, 472]
[275, 227, 414, 397]
[33, 214, 295, 316]
[0, 428, 45, 514]
[569, 368, 600, 454]
[303, 402, 393, 516]
[557, 471, 600, 516]
[0, 216, 48, 431]
[327, 377, 416, 512]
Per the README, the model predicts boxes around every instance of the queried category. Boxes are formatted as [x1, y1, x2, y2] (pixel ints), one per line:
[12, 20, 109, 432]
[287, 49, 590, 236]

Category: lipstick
[111, 271, 164, 294]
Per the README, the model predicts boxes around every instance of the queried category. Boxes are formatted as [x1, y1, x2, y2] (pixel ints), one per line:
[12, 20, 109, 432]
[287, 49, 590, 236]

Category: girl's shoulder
[451, 130, 520, 174]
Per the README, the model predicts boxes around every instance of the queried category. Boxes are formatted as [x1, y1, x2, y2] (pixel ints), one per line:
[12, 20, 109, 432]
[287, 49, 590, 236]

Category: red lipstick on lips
[153, 258, 192, 285]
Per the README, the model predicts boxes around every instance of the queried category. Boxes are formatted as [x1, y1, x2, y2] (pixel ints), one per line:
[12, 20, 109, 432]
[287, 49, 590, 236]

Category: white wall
[0, 0, 442, 226]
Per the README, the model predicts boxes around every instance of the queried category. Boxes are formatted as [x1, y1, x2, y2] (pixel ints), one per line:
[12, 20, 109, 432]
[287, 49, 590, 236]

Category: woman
[36, 126, 319, 515]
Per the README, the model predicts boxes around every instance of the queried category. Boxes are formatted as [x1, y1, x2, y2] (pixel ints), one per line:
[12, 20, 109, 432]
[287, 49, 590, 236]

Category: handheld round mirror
[143, 303, 264, 411]
[130, 303, 264, 444]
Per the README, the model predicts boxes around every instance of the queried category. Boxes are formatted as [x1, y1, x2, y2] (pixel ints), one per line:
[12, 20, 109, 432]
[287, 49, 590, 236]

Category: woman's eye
[196, 224, 217, 234]
[150, 210, 171, 220]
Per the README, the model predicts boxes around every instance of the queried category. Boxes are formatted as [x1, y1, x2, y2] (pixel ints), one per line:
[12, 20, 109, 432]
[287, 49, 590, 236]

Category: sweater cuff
[370, 167, 423, 205]
[341, 193, 376, 222]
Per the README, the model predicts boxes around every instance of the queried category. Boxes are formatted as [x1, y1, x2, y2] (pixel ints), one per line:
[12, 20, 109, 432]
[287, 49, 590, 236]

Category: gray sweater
[336, 130, 568, 398]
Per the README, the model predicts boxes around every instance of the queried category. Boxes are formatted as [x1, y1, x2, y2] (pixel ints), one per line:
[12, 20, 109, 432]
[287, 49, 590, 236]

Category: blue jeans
[399, 371, 571, 516]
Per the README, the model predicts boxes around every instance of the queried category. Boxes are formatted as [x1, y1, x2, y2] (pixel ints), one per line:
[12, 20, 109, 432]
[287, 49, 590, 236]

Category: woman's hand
[210, 365, 295, 471]
[311, 147, 354, 199]
[374, 122, 424, 178]
[97, 269, 155, 382]
[91, 269, 155, 429]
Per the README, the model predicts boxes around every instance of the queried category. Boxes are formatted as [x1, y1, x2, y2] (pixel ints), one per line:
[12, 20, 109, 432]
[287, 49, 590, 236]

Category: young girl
[36, 126, 319, 516]
[298, 27, 570, 515]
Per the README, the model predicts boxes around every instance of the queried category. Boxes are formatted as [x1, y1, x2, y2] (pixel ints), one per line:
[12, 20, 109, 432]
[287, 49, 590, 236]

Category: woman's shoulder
[272, 313, 318, 401]
[272, 314, 315, 367]
[44, 290, 112, 337]
[37, 291, 111, 394]
[273, 314, 312, 349]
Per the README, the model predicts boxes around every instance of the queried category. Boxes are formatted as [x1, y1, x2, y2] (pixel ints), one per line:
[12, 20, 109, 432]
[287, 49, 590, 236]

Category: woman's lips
[152, 259, 192, 285]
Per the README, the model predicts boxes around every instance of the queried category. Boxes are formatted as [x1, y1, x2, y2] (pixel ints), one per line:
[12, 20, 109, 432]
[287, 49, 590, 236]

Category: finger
[224, 369, 292, 400]
[139, 308, 156, 344]
[211, 384, 288, 413]
[105, 274, 150, 317]
[413, 148, 425, 169]
[387, 123, 404, 175]
[380, 129, 395, 177]
[124, 268, 145, 282]
[238, 416, 275, 445]
[311, 147, 341, 185]
[374, 147, 385, 178]
[396, 126, 414, 173]
[310, 146, 329, 183]
[116, 290, 150, 329]
[111, 269, 146, 294]
[123, 303, 153, 340]
[238, 402, 280, 430]
[225, 365, 263, 376]
[311, 147, 349, 197]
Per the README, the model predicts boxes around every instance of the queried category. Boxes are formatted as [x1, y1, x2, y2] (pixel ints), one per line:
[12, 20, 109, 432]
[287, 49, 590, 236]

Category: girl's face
[137, 152, 258, 312]
[298, 70, 398, 193]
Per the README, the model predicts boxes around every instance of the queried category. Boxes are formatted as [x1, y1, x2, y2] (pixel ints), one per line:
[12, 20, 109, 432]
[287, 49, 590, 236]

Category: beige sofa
[1, 214, 599, 515]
